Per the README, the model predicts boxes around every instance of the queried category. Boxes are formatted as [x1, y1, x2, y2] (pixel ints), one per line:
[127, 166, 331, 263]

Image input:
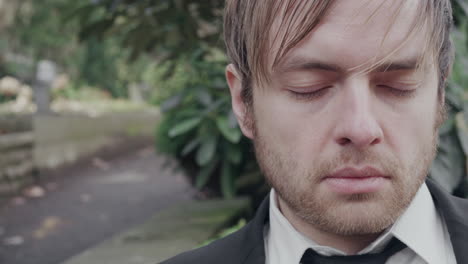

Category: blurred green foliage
[154, 52, 258, 198]
[75, 0, 224, 62]
[0, 94, 15, 104]
[78, 37, 127, 97]
[1, 0, 156, 98]
[5, 0, 80, 62]
[2, 0, 75, 80]
[74, 0, 259, 198]
[430, 2, 468, 196]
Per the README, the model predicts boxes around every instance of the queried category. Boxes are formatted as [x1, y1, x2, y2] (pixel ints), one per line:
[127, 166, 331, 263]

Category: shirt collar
[267, 182, 449, 264]
[391, 182, 452, 264]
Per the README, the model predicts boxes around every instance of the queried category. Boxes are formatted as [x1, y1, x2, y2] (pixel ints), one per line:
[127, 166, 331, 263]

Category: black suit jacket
[161, 179, 468, 264]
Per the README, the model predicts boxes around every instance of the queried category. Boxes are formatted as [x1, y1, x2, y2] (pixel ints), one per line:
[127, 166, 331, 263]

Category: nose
[333, 81, 383, 148]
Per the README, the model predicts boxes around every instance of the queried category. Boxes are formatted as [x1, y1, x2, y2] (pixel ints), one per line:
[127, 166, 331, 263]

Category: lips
[326, 167, 389, 180]
[322, 167, 390, 194]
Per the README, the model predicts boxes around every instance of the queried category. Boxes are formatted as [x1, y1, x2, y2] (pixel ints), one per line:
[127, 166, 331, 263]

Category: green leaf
[446, 85, 463, 111]
[456, 112, 468, 155]
[181, 138, 201, 156]
[236, 171, 264, 190]
[196, 136, 218, 166]
[196, 89, 213, 106]
[455, 0, 468, 16]
[160, 93, 183, 112]
[221, 161, 236, 198]
[216, 116, 242, 143]
[439, 115, 455, 135]
[430, 125, 466, 193]
[168, 117, 201, 138]
[195, 159, 219, 189]
[79, 19, 114, 41]
[227, 145, 242, 164]
[228, 110, 238, 128]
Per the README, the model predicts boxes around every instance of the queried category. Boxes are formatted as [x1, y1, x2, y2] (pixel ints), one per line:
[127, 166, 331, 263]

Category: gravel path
[0, 143, 195, 264]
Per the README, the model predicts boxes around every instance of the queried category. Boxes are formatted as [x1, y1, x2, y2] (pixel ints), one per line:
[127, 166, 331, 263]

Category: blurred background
[0, 0, 467, 263]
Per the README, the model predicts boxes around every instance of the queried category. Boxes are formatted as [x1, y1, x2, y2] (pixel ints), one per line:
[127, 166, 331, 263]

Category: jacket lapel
[241, 196, 269, 264]
[426, 179, 468, 263]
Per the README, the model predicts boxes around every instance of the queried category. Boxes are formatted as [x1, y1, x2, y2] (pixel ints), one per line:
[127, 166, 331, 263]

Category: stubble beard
[250, 105, 443, 237]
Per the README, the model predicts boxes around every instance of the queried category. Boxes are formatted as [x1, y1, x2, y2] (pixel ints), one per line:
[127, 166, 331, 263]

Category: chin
[310, 203, 401, 236]
[294, 187, 412, 236]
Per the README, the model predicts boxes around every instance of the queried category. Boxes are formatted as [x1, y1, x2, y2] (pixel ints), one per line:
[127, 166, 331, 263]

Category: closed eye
[377, 85, 417, 98]
[288, 86, 333, 101]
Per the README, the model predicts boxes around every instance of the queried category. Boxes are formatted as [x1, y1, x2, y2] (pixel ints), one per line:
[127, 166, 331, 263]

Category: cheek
[253, 91, 329, 159]
[382, 94, 439, 161]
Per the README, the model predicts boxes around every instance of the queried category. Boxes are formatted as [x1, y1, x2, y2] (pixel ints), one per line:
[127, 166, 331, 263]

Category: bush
[430, 19, 468, 196]
[155, 51, 258, 198]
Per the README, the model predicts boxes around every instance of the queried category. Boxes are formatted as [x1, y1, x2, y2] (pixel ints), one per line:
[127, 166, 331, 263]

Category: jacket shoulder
[160, 224, 251, 264]
[427, 179, 468, 221]
[446, 192, 468, 219]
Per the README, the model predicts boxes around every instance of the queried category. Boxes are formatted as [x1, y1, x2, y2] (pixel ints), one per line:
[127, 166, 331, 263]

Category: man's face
[228, 0, 443, 236]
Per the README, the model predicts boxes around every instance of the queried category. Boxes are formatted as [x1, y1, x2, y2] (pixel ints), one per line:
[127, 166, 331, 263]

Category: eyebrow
[276, 56, 421, 74]
[373, 57, 420, 72]
[277, 58, 342, 73]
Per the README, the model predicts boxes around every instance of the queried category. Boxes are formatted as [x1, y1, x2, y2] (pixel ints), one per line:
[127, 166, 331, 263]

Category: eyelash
[288, 86, 332, 100]
[288, 85, 416, 101]
[378, 85, 416, 98]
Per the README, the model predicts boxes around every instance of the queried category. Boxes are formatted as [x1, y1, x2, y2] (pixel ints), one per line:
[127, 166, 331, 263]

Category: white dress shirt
[264, 183, 457, 264]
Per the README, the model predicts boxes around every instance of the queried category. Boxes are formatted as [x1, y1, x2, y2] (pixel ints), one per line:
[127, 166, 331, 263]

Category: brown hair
[224, 0, 454, 107]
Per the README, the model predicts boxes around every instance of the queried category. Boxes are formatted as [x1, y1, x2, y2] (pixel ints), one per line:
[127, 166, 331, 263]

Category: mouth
[322, 166, 390, 194]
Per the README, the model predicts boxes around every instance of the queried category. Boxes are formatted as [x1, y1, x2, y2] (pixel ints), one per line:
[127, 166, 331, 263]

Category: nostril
[337, 138, 351, 145]
[336, 135, 382, 147]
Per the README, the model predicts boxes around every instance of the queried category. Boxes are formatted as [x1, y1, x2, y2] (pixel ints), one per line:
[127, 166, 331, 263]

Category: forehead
[271, 0, 428, 73]
[324, 0, 418, 27]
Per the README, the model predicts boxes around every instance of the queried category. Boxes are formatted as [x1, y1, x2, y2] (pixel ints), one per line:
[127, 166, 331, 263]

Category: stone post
[34, 60, 56, 115]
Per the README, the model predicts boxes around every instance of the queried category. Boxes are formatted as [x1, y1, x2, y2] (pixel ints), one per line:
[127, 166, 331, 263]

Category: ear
[440, 85, 445, 105]
[439, 75, 447, 105]
[226, 64, 254, 139]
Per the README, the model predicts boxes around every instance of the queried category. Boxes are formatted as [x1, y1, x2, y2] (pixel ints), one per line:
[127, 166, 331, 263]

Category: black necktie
[299, 237, 407, 264]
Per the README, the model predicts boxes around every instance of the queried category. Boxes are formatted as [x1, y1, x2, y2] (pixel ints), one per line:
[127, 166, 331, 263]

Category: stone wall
[0, 114, 32, 133]
[0, 114, 34, 196]
[0, 110, 159, 196]
[34, 110, 159, 169]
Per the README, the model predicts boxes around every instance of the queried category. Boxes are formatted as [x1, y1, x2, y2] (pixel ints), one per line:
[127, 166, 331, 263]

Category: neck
[276, 196, 382, 254]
